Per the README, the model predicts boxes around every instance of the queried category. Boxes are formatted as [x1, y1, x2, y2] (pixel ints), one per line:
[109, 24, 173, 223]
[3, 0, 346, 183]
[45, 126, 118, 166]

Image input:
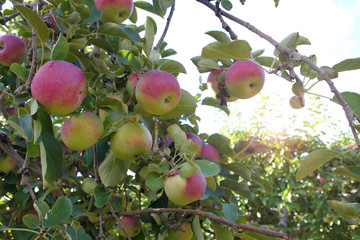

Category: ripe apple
[207, 69, 237, 102]
[126, 72, 138, 93]
[119, 215, 141, 237]
[0, 155, 16, 174]
[31, 60, 87, 116]
[319, 177, 326, 184]
[135, 70, 181, 115]
[168, 221, 193, 240]
[164, 171, 206, 205]
[225, 60, 265, 99]
[199, 144, 219, 162]
[61, 112, 104, 151]
[94, 0, 133, 24]
[0, 34, 26, 67]
[110, 122, 152, 160]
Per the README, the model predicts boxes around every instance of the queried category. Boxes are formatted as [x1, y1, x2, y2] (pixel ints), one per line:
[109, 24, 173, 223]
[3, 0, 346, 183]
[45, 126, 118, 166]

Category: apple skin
[169, 221, 193, 240]
[110, 122, 152, 160]
[31, 60, 87, 116]
[225, 60, 265, 99]
[199, 144, 219, 162]
[0, 155, 16, 174]
[126, 72, 138, 93]
[164, 171, 206, 205]
[207, 69, 237, 102]
[61, 112, 104, 151]
[119, 215, 141, 237]
[94, 0, 133, 24]
[0, 34, 26, 67]
[135, 70, 181, 115]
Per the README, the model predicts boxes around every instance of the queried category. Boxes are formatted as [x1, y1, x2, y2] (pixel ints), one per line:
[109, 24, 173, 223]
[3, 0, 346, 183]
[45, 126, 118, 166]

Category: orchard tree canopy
[0, 0, 360, 239]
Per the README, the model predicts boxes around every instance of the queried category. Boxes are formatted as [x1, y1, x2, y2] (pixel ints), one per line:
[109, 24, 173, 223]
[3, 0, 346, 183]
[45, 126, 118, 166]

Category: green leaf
[160, 89, 196, 119]
[153, 0, 166, 17]
[328, 200, 360, 218]
[251, 49, 265, 58]
[274, 32, 300, 57]
[117, 50, 142, 72]
[159, 0, 174, 9]
[211, 222, 234, 240]
[220, 179, 252, 199]
[22, 214, 40, 229]
[66, 226, 92, 240]
[52, 196, 72, 222]
[223, 203, 238, 221]
[33, 201, 50, 219]
[10, 63, 29, 82]
[252, 175, 273, 194]
[144, 16, 156, 57]
[134, 1, 156, 14]
[207, 133, 233, 155]
[120, 26, 141, 42]
[51, 35, 69, 61]
[192, 215, 204, 240]
[195, 159, 220, 177]
[97, 23, 134, 41]
[15, 5, 49, 43]
[167, 124, 186, 149]
[221, 0, 233, 10]
[8, 116, 27, 140]
[255, 56, 280, 68]
[196, 59, 220, 73]
[333, 58, 360, 72]
[221, 163, 251, 181]
[201, 97, 230, 116]
[316, 66, 338, 80]
[40, 131, 64, 185]
[296, 149, 342, 181]
[334, 166, 360, 181]
[94, 186, 111, 208]
[14, 92, 31, 104]
[332, 92, 360, 116]
[72, 205, 87, 218]
[159, 59, 186, 73]
[205, 31, 231, 44]
[81, 0, 102, 24]
[98, 151, 130, 187]
[20, 114, 33, 142]
[145, 171, 164, 191]
[201, 40, 251, 60]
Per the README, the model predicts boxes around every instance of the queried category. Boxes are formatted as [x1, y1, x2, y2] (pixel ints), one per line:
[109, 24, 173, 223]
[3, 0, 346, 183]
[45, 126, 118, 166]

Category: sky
[137, 0, 360, 139]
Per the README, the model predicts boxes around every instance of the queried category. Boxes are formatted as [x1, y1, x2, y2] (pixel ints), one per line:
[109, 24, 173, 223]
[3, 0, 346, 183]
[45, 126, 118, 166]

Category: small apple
[199, 144, 219, 162]
[168, 221, 193, 240]
[319, 177, 326, 184]
[31, 60, 87, 116]
[94, 0, 134, 24]
[110, 122, 152, 160]
[119, 215, 141, 237]
[126, 72, 138, 93]
[225, 60, 265, 99]
[164, 171, 206, 205]
[61, 112, 104, 151]
[135, 70, 181, 115]
[0, 34, 26, 67]
[0, 155, 16, 174]
[207, 69, 237, 102]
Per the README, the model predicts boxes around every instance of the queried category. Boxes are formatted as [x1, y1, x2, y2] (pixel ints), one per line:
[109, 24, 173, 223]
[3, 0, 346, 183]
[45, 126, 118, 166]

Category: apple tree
[0, 0, 360, 239]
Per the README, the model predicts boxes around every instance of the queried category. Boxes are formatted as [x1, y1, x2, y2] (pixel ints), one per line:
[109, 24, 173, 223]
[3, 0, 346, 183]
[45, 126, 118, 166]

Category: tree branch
[154, 1, 175, 51]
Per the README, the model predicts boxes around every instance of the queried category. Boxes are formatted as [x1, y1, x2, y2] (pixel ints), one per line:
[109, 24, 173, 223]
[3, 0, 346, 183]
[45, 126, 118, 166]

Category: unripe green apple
[119, 215, 141, 237]
[0, 155, 16, 174]
[61, 112, 104, 151]
[225, 60, 265, 99]
[168, 221, 193, 240]
[31, 60, 87, 116]
[110, 122, 152, 160]
[164, 171, 206, 205]
[94, 0, 133, 24]
[0, 34, 26, 67]
[199, 143, 219, 162]
[207, 69, 237, 102]
[135, 70, 181, 115]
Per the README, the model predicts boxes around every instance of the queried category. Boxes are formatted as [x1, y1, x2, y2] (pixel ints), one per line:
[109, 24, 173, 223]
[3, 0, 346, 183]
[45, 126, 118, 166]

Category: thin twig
[107, 202, 132, 240]
[154, 1, 176, 51]
[0, 12, 20, 25]
[215, 1, 237, 40]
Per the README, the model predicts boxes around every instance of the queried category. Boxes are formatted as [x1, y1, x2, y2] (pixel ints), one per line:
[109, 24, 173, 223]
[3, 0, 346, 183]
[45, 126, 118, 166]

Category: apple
[94, 0, 133, 24]
[199, 144, 219, 162]
[207, 69, 237, 102]
[126, 72, 138, 93]
[31, 60, 87, 116]
[0, 34, 26, 67]
[225, 60, 265, 99]
[168, 221, 193, 240]
[0, 155, 16, 174]
[61, 112, 104, 151]
[319, 177, 326, 184]
[110, 122, 152, 160]
[119, 215, 141, 237]
[164, 171, 206, 205]
[135, 70, 181, 115]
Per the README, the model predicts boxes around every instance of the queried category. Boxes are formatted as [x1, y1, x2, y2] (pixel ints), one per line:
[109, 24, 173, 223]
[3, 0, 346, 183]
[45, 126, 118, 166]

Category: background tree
[0, 0, 360, 239]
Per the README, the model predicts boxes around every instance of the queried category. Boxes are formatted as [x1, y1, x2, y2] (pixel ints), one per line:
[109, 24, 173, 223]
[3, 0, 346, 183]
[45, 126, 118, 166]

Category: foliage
[0, 0, 359, 240]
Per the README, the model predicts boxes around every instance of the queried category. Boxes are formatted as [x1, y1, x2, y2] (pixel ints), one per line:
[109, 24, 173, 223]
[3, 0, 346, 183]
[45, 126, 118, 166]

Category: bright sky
[142, 0, 360, 139]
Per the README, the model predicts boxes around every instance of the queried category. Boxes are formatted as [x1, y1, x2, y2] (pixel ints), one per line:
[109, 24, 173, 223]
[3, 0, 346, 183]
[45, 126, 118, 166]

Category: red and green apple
[0, 34, 26, 67]
[207, 69, 237, 102]
[199, 143, 219, 162]
[168, 221, 193, 240]
[94, 0, 133, 24]
[119, 215, 141, 237]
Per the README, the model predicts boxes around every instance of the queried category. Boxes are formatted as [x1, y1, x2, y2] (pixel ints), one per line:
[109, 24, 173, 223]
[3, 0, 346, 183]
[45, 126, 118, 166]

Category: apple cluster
[207, 59, 265, 102]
